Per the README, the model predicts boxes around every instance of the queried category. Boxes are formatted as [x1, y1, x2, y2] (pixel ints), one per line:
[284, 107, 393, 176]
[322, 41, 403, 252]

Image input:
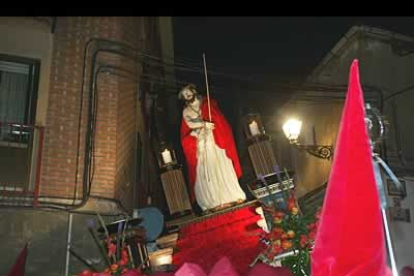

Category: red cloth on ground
[310, 60, 391, 276]
[208, 257, 239, 276]
[175, 263, 207, 276]
[174, 257, 293, 276]
[175, 257, 240, 276]
[173, 205, 262, 275]
[180, 96, 242, 202]
[151, 273, 175, 276]
[401, 266, 414, 276]
[246, 263, 294, 276]
[7, 243, 27, 276]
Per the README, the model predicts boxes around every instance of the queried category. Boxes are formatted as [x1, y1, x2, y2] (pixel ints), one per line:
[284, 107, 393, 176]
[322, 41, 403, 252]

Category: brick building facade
[0, 17, 174, 276]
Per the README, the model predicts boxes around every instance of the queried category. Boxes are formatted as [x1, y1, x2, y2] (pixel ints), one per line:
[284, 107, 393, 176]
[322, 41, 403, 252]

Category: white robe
[193, 127, 246, 211]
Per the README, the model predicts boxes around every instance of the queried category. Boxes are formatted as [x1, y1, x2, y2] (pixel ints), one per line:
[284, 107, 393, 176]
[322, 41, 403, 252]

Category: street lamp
[282, 118, 302, 144]
[282, 118, 333, 160]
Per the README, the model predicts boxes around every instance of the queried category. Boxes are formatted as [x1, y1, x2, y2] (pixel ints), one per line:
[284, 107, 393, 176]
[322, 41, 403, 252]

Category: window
[0, 54, 40, 143]
[0, 54, 40, 192]
[0, 54, 40, 124]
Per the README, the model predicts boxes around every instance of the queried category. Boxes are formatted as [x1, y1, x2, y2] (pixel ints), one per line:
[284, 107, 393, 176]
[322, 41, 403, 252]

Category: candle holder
[243, 113, 267, 141]
[148, 247, 175, 272]
[243, 113, 279, 177]
[157, 141, 192, 217]
[157, 141, 177, 170]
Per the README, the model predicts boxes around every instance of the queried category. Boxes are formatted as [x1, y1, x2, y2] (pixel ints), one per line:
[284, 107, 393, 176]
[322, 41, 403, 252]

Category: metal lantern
[157, 142, 177, 169]
[282, 117, 333, 160]
[243, 113, 266, 140]
[243, 113, 279, 177]
[157, 141, 192, 217]
[148, 247, 174, 272]
[365, 103, 388, 152]
[282, 118, 302, 144]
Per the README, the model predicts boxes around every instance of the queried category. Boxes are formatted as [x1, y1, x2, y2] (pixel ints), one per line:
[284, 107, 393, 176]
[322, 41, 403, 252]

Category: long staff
[202, 53, 212, 122]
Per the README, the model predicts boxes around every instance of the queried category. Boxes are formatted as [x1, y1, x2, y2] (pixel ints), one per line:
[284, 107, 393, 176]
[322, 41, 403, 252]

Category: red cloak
[181, 96, 242, 203]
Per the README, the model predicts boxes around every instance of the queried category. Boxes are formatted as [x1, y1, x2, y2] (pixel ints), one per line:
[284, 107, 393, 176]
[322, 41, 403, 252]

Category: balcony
[0, 122, 44, 207]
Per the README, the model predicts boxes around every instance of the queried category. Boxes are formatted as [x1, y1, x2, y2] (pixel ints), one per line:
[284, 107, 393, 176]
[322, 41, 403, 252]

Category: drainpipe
[65, 213, 74, 276]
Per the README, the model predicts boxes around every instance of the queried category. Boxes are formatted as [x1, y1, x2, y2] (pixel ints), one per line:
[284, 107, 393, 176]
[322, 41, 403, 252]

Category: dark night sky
[173, 17, 414, 80]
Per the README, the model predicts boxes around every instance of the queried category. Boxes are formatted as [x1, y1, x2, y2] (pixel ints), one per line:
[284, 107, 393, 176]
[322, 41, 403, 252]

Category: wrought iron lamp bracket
[293, 143, 333, 160]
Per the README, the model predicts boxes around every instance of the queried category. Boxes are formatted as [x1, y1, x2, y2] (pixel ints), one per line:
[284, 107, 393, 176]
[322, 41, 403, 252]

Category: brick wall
[40, 17, 151, 211]
[135, 18, 169, 210]
[112, 18, 141, 211]
[115, 62, 139, 211]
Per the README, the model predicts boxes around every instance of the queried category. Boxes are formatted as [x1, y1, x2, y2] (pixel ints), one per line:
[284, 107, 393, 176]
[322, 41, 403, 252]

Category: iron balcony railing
[0, 121, 44, 207]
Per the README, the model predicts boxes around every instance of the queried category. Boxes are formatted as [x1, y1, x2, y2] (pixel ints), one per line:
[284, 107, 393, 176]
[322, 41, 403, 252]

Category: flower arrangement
[252, 171, 321, 276]
[77, 214, 147, 276]
[259, 197, 321, 276]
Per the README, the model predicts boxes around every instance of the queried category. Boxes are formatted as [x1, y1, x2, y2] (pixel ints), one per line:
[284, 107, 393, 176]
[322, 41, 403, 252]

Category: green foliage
[281, 248, 311, 276]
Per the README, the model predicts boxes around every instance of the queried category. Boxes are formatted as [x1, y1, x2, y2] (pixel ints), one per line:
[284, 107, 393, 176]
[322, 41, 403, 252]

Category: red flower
[287, 197, 296, 211]
[119, 257, 129, 266]
[78, 270, 93, 276]
[273, 227, 283, 235]
[273, 246, 283, 255]
[121, 268, 144, 276]
[270, 227, 283, 239]
[300, 234, 308, 248]
[107, 242, 116, 258]
[258, 194, 322, 266]
[265, 250, 276, 260]
[122, 249, 129, 258]
[105, 237, 112, 245]
[308, 230, 316, 241]
[275, 211, 285, 218]
[307, 222, 318, 231]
